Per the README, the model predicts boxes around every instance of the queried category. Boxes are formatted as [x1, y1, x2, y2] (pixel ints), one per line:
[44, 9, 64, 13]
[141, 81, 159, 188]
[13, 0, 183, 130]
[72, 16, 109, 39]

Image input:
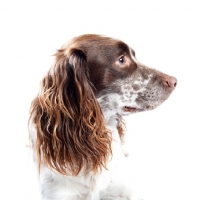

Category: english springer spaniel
[29, 34, 177, 200]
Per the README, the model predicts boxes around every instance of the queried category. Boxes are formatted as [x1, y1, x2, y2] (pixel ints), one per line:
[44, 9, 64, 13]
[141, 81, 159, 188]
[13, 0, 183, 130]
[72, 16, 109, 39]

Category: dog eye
[119, 56, 125, 63]
[116, 55, 129, 68]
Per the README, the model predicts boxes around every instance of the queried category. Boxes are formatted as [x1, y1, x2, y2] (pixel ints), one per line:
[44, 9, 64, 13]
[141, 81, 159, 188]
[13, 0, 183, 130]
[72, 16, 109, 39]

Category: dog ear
[30, 48, 112, 175]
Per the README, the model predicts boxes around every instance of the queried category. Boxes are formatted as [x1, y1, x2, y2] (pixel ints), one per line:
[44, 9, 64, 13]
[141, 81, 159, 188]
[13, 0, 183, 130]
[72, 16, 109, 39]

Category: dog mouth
[123, 106, 143, 113]
[124, 104, 160, 112]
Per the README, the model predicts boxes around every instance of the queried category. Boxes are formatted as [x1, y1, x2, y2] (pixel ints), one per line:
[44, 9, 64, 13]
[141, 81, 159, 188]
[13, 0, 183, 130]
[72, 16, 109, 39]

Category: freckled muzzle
[135, 71, 177, 111]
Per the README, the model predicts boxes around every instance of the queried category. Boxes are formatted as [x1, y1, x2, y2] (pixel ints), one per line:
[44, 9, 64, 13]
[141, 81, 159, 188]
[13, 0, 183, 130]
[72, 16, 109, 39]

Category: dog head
[64, 34, 177, 117]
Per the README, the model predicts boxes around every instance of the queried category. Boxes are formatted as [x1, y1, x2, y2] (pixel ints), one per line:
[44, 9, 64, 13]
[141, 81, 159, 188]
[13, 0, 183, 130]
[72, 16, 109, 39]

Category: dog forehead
[71, 35, 130, 53]
[74, 34, 121, 44]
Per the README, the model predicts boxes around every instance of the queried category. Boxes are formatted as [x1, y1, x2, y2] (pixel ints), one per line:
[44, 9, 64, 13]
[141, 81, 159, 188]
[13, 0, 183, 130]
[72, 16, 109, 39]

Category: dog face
[69, 34, 177, 117]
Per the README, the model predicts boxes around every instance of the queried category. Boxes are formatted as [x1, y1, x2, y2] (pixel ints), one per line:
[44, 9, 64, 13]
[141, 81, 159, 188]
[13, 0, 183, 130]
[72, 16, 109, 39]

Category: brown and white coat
[29, 34, 177, 200]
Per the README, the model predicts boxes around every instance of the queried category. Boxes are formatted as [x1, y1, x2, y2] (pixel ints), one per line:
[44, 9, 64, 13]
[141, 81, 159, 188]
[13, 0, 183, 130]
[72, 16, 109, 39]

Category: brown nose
[163, 75, 177, 88]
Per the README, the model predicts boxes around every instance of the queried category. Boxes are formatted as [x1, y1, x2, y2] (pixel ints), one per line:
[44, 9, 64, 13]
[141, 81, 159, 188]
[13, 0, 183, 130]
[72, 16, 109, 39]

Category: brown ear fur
[29, 48, 112, 175]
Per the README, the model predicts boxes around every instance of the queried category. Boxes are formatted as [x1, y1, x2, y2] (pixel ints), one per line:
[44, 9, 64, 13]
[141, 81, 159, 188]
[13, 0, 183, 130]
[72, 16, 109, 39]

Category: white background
[0, 0, 200, 200]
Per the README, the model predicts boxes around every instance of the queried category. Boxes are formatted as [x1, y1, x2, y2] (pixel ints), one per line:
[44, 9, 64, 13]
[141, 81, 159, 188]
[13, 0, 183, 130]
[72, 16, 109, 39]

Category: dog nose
[163, 75, 177, 88]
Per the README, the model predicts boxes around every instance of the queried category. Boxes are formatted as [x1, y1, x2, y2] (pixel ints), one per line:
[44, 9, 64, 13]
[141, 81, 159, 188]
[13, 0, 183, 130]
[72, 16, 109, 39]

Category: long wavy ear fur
[29, 48, 112, 175]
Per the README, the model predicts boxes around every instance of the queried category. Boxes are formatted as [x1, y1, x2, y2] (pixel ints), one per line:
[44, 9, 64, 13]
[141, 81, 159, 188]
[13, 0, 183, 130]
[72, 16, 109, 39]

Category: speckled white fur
[97, 74, 151, 118]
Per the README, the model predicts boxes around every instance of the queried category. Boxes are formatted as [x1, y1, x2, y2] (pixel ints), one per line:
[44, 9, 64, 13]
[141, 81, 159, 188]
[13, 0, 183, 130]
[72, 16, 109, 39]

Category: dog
[29, 34, 177, 200]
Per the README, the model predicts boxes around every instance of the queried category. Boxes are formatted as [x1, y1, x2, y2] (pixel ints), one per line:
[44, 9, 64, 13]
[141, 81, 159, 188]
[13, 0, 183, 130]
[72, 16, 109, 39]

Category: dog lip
[123, 106, 143, 112]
